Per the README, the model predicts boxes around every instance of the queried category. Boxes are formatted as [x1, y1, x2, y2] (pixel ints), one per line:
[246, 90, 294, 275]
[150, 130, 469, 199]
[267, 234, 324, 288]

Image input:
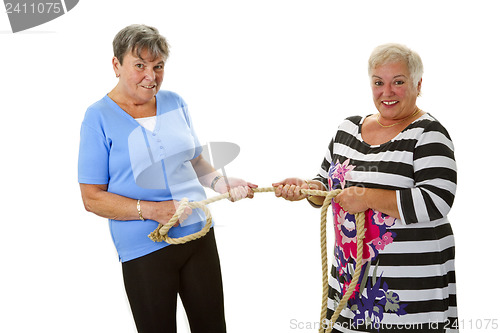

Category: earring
[115, 73, 120, 78]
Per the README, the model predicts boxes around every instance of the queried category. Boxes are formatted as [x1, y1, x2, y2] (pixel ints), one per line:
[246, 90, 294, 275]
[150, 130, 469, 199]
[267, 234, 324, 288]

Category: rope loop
[147, 186, 366, 331]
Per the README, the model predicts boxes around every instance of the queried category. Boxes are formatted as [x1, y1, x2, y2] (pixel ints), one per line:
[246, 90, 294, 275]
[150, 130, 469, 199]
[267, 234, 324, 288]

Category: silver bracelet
[210, 175, 223, 191]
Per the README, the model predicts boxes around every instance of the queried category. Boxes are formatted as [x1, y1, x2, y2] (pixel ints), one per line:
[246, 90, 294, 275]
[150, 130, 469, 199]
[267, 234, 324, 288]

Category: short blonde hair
[368, 43, 423, 88]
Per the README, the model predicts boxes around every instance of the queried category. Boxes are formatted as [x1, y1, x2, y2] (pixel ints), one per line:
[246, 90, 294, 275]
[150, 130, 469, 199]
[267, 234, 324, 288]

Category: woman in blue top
[78, 24, 256, 333]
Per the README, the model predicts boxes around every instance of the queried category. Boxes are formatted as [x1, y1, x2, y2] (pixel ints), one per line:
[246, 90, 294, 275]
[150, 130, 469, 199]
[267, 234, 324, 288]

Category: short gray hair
[113, 24, 169, 64]
[368, 43, 423, 88]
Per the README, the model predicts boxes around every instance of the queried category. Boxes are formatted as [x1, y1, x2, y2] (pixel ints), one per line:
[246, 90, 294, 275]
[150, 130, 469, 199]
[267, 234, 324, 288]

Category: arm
[190, 155, 257, 200]
[272, 177, 400, 216]
[333, 187, 401, 218]
[79, 184, 190, 225]
[80, 155, 255, 223]
[396, 121, 457, 223]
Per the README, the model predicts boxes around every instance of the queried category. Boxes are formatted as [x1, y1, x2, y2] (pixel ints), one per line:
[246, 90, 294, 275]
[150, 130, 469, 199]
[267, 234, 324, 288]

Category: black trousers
[122, 229, 226, 333]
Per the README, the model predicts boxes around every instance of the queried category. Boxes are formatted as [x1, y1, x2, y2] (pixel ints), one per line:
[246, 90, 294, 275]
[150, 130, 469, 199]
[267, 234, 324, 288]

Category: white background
[1, 0, 499, 332]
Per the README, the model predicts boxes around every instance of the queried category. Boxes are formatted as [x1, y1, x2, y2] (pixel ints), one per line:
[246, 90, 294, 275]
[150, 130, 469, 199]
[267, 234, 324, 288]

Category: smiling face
[113, 48, 165, 106]
[371, 61, 421, 122]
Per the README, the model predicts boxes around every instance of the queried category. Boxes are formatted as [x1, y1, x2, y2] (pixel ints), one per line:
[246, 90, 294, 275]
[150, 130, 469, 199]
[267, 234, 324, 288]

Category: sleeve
[313, 137, 334, 190]
[78, 121, 110, 184]
[396, 121, 457, 224]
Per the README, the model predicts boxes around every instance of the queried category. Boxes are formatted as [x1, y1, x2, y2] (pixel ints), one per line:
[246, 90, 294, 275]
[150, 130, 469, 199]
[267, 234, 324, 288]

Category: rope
[148, 186, 366, 331]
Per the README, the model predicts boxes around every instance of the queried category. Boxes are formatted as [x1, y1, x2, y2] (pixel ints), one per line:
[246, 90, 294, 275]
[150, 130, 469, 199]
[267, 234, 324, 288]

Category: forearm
[81, 185, 141, 221]
[364, 188, 401, 219]
[190, 155, 219, 188]
[80, 184, 166, 222]
[334, 187, 401, 219]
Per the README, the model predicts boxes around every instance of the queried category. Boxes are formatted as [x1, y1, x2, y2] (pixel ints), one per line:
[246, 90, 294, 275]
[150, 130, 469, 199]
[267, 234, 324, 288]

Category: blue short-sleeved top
[78, 90, 208, 262]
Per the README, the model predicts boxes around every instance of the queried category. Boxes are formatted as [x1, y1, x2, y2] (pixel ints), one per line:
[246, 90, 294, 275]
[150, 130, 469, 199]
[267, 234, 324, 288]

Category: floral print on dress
[328, 159, 407, 327]
[328, 158, 355, 190]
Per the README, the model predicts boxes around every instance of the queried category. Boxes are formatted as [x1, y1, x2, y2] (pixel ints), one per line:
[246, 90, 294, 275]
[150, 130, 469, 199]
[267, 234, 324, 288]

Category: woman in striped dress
[273, 43, 458, 332]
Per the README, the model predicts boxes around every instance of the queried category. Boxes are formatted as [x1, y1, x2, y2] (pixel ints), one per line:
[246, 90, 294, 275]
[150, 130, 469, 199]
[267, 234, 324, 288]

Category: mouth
[382, 100, 398, 106]
[141, 84, 157, 90]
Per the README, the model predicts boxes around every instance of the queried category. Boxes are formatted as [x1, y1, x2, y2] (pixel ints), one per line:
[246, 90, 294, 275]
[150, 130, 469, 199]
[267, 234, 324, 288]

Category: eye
[394, 80, 405, 85]
[135, 63, 144, 69]
[373, 81, 383, 86]
[154, 64, 164, 71]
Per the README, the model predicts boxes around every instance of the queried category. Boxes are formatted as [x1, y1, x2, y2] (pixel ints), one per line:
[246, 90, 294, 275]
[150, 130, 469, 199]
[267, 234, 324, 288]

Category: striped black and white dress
[313, 113, 458, 332]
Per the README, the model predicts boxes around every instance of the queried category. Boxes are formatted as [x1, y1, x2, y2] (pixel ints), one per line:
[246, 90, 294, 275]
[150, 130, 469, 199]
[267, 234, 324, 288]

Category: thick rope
[148, 186, 366, 331]
[148, 192, 231, 244]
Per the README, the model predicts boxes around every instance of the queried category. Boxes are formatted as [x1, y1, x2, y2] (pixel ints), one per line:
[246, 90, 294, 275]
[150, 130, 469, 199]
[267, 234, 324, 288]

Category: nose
[382, 83, 394, 96]
[144, 67, 156, 81]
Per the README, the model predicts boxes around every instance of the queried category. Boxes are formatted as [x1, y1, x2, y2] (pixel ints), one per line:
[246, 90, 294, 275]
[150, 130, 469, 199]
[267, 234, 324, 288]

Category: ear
[112, 56, 121, 77]
[416, 78, 422, 96]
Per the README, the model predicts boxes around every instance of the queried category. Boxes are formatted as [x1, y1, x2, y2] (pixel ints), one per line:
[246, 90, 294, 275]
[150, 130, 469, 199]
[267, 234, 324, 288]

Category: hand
[272, 177, 310, 201]
[154, 200, 193, 226]
[214, 177, 258, 202]
[333, 186, 370, 214]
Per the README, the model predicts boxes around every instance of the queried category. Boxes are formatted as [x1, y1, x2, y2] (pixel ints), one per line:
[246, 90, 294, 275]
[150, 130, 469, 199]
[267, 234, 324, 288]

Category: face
[113, 49, 165, 105]
[371, 61, 421, 121]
